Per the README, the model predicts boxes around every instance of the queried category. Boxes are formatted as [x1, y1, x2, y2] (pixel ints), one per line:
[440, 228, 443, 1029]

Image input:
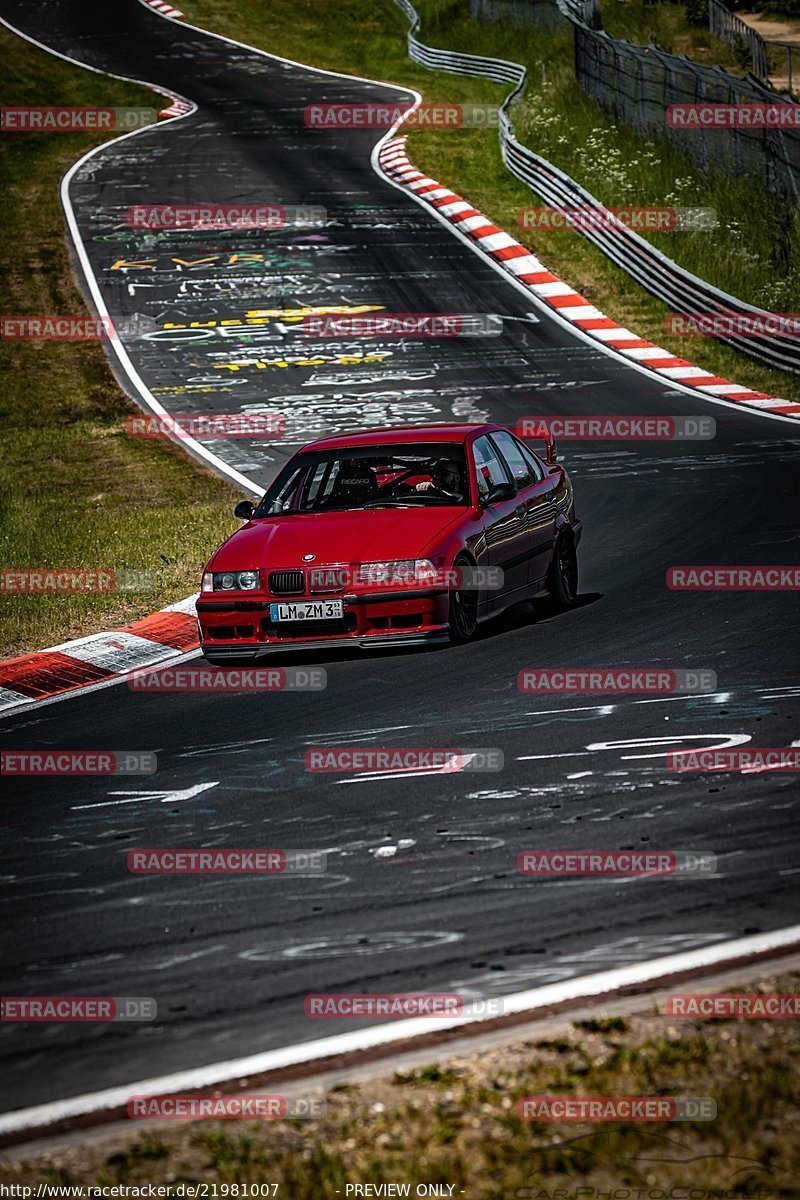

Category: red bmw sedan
[197, 423, 581, 660]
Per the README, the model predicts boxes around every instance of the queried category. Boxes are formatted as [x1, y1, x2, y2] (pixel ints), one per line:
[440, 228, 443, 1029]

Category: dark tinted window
[490, 430, 540, 491]
[472, 435, 511, 499]
[254, 443, 469, 514]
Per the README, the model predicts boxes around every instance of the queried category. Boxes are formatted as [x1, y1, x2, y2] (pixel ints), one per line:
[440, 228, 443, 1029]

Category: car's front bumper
[199, 628, 450, 660]
[196, 587, 451, 656]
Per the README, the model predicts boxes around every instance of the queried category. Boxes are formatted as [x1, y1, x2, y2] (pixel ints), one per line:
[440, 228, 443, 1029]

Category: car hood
[209, 508, 465, 570]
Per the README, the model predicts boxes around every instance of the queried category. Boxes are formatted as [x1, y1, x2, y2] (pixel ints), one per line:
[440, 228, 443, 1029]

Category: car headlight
[201, 569, 261, 592]
[357, 559, 437, 586]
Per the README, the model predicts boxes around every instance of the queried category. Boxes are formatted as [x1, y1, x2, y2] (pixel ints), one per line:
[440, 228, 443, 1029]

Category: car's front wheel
[548, 530, 579, 609]
[448, 554, 479, 644]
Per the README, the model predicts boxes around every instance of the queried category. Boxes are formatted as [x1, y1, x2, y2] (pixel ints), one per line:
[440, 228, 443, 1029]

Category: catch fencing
[469, 0, 800, 205]
[709, 0, 800, 96]
[391, 0, 800, 374]
[570, 25, 800, 209]
[709, 0, 769, 82]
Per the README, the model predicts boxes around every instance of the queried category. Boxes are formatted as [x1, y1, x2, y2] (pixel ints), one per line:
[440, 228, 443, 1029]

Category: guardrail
[769, 40, 799, 96]
[558, 0, 601, 29]
[709, 0, 799, 96]
[709, 0, 769, 81]
[470, 0, 592, 32]
[390, 0, 800, 375]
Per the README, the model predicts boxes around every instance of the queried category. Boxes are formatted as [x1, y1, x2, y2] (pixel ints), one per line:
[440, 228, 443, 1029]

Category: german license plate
[269, 600, 344, 621]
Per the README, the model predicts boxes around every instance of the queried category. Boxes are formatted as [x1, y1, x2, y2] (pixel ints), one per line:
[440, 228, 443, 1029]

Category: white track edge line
[133, 0, 800, 427]
[4, 1, 798, 498]
[0, 14, 261, 498]
[1, 5, 796, 724]
[0, 648, 203, 721]
[374, 141, 800, 428]
[1, 6, 797, 1147]
[1, 923, 798, 1137]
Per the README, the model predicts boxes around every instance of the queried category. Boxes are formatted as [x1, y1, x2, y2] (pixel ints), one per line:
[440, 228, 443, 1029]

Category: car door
[471, 433, 530, 606]
[489, 430, 559, 588]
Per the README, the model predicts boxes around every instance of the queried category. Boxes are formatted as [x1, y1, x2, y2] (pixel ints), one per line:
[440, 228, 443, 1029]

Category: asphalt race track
[1, 0, 799, 1115]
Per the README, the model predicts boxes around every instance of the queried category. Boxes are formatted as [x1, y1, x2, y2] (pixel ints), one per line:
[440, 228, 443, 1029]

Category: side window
[472, 435, 511, 498]
[305, 460, 339, 507]
[514, 436, 545, 483]
[490, 431, 539, 492]
[267, 465, 306, 513]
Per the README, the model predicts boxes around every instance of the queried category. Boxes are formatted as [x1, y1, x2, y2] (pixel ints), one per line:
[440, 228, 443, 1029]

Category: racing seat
[327, 462, 379, 506]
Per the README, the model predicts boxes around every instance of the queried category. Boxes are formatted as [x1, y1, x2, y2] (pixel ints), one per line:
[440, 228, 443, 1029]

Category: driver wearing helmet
[415, 458, 464, 500]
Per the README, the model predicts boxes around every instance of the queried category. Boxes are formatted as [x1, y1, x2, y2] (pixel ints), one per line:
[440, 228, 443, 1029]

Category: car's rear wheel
[448, 554, 479, 644]
[548, 530, 579, 609]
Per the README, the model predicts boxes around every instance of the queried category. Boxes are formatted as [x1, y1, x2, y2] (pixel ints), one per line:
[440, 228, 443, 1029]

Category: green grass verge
[178, 0, 800, 405]
[3, 969, 798, 1194]
[2, 0, 796, 659]
[602, 0, 750, 69]
[0, 26, 241, 659]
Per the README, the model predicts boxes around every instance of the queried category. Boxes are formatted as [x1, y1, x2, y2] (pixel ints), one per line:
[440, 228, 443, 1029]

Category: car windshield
[254, 443, 470, 515]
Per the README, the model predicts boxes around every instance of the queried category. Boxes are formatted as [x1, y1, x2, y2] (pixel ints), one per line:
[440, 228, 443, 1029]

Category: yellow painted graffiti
[110, 259, 157, 271]
[161, 305, 383, 331]
[151, 385, 233, 395]
[111, 253, 317, 271]
[213, 353, 389, 372]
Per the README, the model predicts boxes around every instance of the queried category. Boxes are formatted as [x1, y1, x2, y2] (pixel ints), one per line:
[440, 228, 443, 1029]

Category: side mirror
[234, 500, 255, 520]
[483, 481, 516, 505]
[544, 435, 558, 464]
